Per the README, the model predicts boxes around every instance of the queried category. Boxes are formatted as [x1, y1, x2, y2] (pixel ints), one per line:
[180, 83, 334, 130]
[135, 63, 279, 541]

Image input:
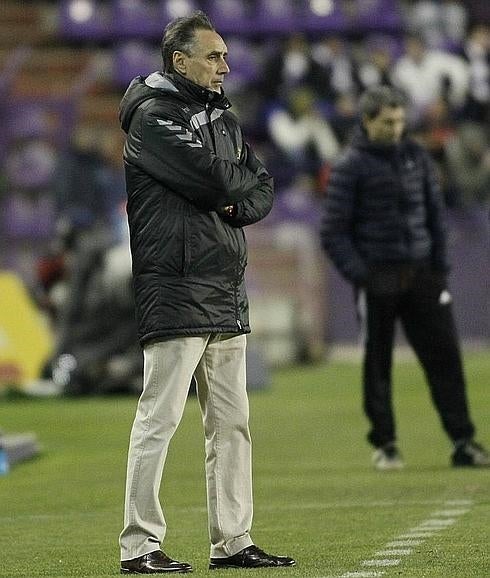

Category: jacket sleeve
[220, 143, 273, 228]
[320, 154, 369, 284]
[125, 105, 260, 211]
[422, 149, 450, 272]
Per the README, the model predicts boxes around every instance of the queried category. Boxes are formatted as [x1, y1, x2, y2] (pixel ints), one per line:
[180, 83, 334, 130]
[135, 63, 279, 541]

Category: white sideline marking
[335, 499, 474, 577]
[362, 559, 400, 567]
[420, 518, 456, 527]
[375, 549, 412, 556]
[386, 540, 423, 546]
[432, 509, 470, 516]
[340, 570, 384, 578]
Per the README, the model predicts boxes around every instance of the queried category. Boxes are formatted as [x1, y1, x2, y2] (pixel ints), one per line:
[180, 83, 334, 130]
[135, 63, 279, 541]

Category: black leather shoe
[121, 550, 193, 574]
[209, 545, 295, 569]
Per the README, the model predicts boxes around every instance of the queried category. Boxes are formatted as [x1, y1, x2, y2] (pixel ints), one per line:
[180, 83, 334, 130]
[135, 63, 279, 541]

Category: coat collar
[145, 71, 231, 110]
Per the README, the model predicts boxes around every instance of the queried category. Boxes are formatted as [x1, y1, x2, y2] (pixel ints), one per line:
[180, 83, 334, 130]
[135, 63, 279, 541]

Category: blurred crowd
[0, 0, 489, 395]
[258, 17, 490, 206]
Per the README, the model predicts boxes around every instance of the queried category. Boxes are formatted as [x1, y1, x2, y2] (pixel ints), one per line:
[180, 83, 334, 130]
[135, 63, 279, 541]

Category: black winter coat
[320, 130, 450, 285]
[119, 72, 273, 345]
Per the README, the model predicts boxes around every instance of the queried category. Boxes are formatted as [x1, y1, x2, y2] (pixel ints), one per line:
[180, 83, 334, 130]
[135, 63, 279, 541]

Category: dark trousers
[357, 267, 475, 448]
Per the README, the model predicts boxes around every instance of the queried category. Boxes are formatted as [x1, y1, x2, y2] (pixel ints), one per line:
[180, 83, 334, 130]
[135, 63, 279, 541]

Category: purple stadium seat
[6, 104, 52, 140]
[300, 0, 346, 33]
[114, 0, 161, 38]
[203, 0, 252, 34]
[300, 0, 402, 33]
[159, 0, 201, 28]
[5, 99, 76, 146]
[5, 139, 58, 191]
[113, 42, 161, 87]
[2, 193, 56, 240]
[357, 0, 402, 32]
[254, 0, 298, 34]
[59, 0, 110, 40]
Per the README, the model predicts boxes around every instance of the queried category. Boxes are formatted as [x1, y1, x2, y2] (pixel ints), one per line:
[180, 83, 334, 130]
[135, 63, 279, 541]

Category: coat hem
[140, 326, 251, 347]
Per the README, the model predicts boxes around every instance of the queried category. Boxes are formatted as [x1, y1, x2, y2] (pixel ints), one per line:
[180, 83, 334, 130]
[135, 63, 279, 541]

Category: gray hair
[161, 11, 215, 73]
[359, 85, 407, 119]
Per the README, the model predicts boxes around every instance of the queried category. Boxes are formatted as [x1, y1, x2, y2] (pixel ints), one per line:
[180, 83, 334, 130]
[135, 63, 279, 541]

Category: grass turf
[0, 349, 488, 577]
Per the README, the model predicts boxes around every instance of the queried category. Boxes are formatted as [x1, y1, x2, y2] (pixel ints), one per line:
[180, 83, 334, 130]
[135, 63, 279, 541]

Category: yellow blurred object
[0, 271, 54, 389]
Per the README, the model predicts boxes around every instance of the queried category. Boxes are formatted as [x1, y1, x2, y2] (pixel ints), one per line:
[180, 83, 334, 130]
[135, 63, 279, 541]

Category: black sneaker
[452, 440, 490, 467]
[372, 443, 404, 471]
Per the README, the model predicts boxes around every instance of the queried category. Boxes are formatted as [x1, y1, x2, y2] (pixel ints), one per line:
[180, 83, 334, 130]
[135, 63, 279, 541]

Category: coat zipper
[208, 101, 242, 330]
[234, 249, 242, 330]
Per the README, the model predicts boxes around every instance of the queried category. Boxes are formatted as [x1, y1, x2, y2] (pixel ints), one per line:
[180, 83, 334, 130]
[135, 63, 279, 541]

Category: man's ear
[173, 51, 187, 75]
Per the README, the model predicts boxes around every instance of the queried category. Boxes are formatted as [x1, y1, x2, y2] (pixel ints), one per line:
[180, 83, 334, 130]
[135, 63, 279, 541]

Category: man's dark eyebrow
[207, 50, 228, 57]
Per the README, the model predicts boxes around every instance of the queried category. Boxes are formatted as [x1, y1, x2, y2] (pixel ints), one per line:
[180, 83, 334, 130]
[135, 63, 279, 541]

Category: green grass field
[0, 349, 488, 577]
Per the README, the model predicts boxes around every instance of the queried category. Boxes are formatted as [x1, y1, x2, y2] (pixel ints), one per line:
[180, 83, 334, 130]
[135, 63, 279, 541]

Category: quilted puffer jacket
[320, 129, 449, 285]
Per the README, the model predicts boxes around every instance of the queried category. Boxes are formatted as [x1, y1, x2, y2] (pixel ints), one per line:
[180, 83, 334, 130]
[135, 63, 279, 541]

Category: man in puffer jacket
[118, 11, 295, 575]
[321, 85, 489, 472]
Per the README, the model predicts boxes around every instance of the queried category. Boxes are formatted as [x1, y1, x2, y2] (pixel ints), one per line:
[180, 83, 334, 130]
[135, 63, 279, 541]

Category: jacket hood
[119, 71, 231, 133]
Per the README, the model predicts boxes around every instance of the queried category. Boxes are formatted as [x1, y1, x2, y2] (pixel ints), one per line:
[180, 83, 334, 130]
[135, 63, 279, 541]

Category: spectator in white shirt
[463, 23, 490, 123]
[406, 0, 468, 49]
[267, 86, 340, 184]
[393, 33, 469, 121]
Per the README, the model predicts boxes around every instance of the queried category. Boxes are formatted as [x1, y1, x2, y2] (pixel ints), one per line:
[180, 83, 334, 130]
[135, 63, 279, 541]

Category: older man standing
[118, 10, 295, 575]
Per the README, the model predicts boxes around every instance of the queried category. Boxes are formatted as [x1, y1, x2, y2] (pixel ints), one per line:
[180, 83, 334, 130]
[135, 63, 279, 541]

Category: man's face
[176, 29, 229, 93]
[363, 106, 406, 145]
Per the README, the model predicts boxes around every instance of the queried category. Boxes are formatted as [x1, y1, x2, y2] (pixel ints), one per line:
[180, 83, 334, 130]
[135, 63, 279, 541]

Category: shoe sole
[121, 569, 192, 574]
[209, 562, 296, 570]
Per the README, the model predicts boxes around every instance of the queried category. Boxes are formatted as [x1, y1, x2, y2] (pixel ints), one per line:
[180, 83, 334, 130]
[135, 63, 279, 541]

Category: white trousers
[119, 333, 253, 560]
